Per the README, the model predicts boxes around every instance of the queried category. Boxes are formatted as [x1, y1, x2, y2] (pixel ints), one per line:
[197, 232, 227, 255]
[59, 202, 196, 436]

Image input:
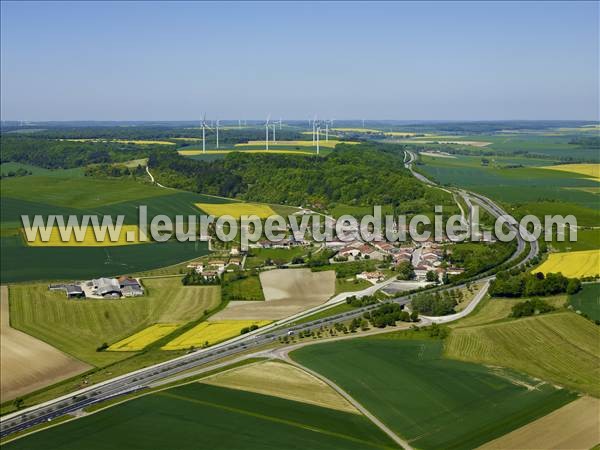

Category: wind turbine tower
[202, 114, 207, 153]
[216, 119, 220, 149]
[265, 115, 271, 151]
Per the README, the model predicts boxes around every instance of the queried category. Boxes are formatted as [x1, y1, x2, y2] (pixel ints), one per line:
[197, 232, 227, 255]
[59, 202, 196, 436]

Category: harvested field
[534, 249, 600, 278]
[478, 396, 600, 450]
[212, 268, 335, 320]
[201, 360, 358, 413]
[1, 286, 90, 401]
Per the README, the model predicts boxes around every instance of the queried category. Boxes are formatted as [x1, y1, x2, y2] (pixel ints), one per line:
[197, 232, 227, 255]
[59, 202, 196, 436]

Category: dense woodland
[148, 143, 455, 211]
[0, 136, 157, 168]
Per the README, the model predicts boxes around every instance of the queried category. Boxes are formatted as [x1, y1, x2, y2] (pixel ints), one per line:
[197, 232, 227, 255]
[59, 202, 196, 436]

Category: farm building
[49, 284, 85, 299]
[93, 278, 122, 298]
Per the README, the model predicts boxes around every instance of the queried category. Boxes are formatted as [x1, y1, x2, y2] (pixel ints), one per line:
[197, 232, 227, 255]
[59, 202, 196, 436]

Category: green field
[417, 154, 599, 226]
[569, 283, 600, 321]
[410, 133, 599, 162]
[0, 162, 84, 178]
[222, 273, 265, 301]
[245, 246, 308, 269]
[8, 279, 220, 366]
[445, 312, 600, 396]
[291, 336, 575, 450]
[0, 175, 231, 281]
[5, 383, 396, 450]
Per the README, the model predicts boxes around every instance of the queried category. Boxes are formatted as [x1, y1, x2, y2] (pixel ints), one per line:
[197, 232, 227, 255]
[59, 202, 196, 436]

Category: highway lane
[0, 149, 539, 440]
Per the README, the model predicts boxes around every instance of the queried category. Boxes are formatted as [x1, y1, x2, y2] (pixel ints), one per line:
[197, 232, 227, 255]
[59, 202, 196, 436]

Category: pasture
[108, 323, 180, 351]
[195, 201, 277, 219]
[569, 283, 600, 320]
[533, 249, 600, 278]
[4, 383, 395, 450]
[213, 268, 335, 320]
[292, 337, 575, 450]
[1, 286, 90, 401]
[445, 312, 600, 396]
[202, 360, 358, 413]
[161, 320, 270, 350]
[8, 279, 220, 366]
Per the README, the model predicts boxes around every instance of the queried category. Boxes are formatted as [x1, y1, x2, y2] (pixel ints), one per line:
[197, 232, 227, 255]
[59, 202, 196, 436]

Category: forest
[148, 143, 454, 211]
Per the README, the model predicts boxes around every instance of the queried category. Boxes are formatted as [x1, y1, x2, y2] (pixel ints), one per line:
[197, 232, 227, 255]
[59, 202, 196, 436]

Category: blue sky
[1, 1, 598, 121]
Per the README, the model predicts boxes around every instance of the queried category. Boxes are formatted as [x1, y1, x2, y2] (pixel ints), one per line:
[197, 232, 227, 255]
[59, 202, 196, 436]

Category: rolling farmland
[1, 286, 90, 401]
[202, 360, 358, 413]
[292, 337, 575, 450]
[533, 249, 600, 278]
[213, 269, 335, 320]
[9, 280, 220, 366]
[4, 384, 396, 450]
[445, 312, 600, 396]
[0, 176, 221, 281]
[478, 396, 600, 450]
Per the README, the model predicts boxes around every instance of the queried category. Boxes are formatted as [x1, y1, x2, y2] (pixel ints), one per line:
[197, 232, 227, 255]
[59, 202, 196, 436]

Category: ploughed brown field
[212, 269, 335, 320]
[0, 286, 89, 401]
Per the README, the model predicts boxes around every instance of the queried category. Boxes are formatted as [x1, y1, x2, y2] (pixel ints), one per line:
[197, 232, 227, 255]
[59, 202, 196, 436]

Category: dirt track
[212, 269, 335, 320]
[1, 286, 90, 401]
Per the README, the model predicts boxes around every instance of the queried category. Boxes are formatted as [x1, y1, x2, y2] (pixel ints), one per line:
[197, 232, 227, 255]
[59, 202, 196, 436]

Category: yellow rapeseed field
[533, 250, 600, 278]
[24, 224, 147, 247]
[235, 140, 357, 149]
[161, 320, 270, 350]
[108, 324, 180, 351]
[63, 139, 175, 146]
[331, 127, 382, 133]
[178, 149, 315, 156]
[195, 202, 277, 219]
[540, 164, 600, 182]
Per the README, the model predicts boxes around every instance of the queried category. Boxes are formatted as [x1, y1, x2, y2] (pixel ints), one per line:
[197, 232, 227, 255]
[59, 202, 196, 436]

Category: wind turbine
[272, 123, 276, 143]
[315, 120, 321, 155]
[325, 120, 329, 142]
[265, 114, 271, 151]
[312, 115, 317, 145]
[279, 118, 282, 130]
[216, 119, 220, 149]
[202, 114, 207, 153]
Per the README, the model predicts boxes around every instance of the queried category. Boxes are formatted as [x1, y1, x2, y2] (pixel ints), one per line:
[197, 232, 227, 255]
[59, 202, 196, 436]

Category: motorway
[0, 149, 538, 440]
